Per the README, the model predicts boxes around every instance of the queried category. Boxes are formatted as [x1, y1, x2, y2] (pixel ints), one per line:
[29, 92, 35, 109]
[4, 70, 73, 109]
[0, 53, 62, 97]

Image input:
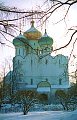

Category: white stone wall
[13, 50, 69, 90]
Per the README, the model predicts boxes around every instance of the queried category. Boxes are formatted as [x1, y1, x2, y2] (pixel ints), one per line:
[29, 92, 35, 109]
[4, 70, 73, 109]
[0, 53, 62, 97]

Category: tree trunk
[23, 105, 27, 115]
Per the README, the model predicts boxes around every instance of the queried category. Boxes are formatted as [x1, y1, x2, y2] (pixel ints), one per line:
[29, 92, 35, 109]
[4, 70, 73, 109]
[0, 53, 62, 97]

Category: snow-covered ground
[0, 110, 77, 120]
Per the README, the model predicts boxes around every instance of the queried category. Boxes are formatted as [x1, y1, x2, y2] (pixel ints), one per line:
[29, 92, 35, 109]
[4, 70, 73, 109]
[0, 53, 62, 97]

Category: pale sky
[1, 0, 44, 9]
[0, 0, 77, 73]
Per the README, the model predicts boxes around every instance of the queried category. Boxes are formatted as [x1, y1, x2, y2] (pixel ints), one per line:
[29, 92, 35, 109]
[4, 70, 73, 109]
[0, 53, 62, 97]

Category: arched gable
[37, 81, 51, 87]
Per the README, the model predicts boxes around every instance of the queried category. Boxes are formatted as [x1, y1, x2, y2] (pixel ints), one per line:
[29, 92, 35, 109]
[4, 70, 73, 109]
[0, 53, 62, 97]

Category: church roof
[23, 20, 42, 40]
[39, 29, 53, 46]
[13, 33, 28, 46]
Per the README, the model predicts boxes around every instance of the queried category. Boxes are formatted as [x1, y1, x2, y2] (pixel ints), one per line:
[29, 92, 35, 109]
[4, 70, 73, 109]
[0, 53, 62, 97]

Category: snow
[26, 85, 37, 88]
[37, 87, 50, 92]
[51, 85, 70, 88]
[0, 110, 77, 120]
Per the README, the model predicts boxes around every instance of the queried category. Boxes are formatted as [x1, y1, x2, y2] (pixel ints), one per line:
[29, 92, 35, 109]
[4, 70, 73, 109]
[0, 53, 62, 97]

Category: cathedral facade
[12, 21, 69, 103]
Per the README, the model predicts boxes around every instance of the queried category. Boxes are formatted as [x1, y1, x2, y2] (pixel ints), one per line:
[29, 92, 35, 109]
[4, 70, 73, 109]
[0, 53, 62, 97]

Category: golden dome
[23, 21, 42, 40]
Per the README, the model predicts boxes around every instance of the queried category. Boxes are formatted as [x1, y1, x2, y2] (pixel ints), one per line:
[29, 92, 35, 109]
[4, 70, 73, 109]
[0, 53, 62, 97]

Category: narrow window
[45, 59, 48, 64]
[23, 49, 24, 56]
[16, 49, 17, 55]
[46, 78, 48, 81]
[19, 49, 20, 55]
[59, 59, 60, 65]
[59, 78, 62, 85]
[18, 60, 19, 65]
[31, 59, 33, 65]
[31, 79, 33, 85]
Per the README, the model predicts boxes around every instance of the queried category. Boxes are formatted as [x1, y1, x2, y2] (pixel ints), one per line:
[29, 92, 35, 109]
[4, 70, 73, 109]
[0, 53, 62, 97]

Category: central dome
[23, 21, 42, 40]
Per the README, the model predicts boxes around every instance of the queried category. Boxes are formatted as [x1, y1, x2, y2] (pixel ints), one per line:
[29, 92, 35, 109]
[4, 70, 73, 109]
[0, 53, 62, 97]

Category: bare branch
[54, 5, 71, 24]
[0, 29, 15, 37]
[50, 0, 77, 6]
[68, 38, 77, 62]
[53, 30, 77, 51]
[0, 31, 13, 44]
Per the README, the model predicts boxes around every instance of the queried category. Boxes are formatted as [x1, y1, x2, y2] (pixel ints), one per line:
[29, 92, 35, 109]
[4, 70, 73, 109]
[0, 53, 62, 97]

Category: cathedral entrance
[37, 81, 51, 104]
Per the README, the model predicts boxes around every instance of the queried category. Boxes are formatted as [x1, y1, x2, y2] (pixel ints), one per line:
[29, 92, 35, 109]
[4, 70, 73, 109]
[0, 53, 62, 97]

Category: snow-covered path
[0, 110, 77, 120]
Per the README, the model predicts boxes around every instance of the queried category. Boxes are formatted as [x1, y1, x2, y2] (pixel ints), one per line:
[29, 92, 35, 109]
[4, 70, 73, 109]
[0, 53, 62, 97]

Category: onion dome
[23, 20, 42, 40]
[13, 32, 28, 46]
[39, 29, 53, 46]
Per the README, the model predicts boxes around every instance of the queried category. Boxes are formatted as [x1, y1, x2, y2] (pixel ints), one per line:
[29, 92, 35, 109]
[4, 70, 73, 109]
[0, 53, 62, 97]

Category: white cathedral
[11, 20, 69, 103]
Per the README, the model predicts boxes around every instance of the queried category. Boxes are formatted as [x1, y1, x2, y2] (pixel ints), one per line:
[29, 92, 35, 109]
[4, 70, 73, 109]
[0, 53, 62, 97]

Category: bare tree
[11, 90, 38, 115]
